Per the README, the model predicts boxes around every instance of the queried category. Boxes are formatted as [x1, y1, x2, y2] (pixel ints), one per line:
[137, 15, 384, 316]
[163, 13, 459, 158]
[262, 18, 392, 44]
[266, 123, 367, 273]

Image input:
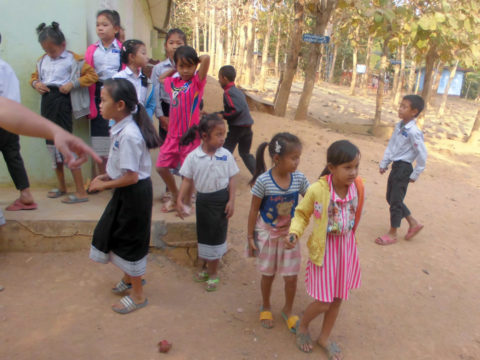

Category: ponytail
[180, 113, 223, 146]
[319, 166, 330, 177]
[249, 142, 269, 186]
[132, 104, 160, 149]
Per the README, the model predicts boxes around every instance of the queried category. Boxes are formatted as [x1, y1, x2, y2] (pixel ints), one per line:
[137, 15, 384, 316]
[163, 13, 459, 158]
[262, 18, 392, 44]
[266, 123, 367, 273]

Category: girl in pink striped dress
[288, 140, 365, 358]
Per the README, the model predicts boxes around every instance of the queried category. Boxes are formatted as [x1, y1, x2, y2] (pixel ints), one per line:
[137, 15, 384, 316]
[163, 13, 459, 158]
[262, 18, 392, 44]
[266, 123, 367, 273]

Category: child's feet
[318, 341, 342, 360]
[259, 307, 274, 329]
[205, 278, 219, 292]
[405, 223, 424, 240]
[281, 310, 299, 333]
[112, 295, 148, 314]
[296, 323, 313, 353]
[375, 233, 397, 245]
[193, 270, 209, 282]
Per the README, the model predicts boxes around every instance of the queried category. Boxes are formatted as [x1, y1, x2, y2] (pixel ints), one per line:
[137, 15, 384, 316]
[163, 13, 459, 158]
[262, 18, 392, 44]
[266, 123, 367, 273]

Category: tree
[294, 0, 338, 120]
[274, 0, 305, 117]
[437, 60, 458, 116]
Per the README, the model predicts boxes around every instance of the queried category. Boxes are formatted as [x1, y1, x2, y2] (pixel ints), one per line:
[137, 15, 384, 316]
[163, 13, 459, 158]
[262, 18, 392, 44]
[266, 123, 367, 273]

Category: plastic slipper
[281, 311, 299, 334]
[295, 323, 313, 353]
[259, 307, 274, 329]
[206, 278, 219, 292]
[47, 188, 66, 198]
[112, 279, 147, 294]
[405, 224, 424, 240]
[193, 270, 209, 282]
[160, 191, 172, 203]
[6, 199, 38, 211]
[112, 295, 148, 314]
[375, 234, 397, 245]
[161, 199, 175, 213]
[61, 194, 88, 204]
[320, 341, 342, 360]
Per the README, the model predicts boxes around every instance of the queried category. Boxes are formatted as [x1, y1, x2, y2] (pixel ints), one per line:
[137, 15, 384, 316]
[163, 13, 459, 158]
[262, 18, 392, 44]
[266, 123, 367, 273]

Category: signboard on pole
[356, 64, 366, 74]
[302, 34, 330, 44]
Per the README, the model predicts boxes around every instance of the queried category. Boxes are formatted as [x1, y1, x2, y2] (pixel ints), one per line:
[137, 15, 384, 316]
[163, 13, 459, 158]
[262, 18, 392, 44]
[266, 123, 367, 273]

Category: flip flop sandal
[375, 234, 397, 245]
[405, 224, 424, 240]
[259, 307, 274, 329]
[47, 188, 66, 198]
[160, 191, 173, 202]
[61, 194, 89, 204]
[161, 199, 176, 213]
[6, 199, 38, 211]
[193, 271, 209, 282]
[281, 311, 299, 333]
[112, 279, 147, 294]
[296, 326, 313, 353]
[112, 295, 148, 314]
[320, 341, 342, 360]
[205, 278, 219, 292]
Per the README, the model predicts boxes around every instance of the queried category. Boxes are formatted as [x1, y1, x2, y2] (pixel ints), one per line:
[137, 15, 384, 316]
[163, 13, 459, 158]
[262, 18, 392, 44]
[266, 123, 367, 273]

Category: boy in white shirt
[376, 95, 427, 245]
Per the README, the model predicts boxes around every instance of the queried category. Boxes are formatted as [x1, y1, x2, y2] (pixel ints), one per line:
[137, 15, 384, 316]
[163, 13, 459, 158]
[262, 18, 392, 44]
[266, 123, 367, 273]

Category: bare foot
[318, 341, 342, 360]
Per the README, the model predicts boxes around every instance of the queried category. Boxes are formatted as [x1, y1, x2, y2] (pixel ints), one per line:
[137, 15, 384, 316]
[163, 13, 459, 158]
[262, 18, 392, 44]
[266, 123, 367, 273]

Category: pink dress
[305, 175, 361, 302]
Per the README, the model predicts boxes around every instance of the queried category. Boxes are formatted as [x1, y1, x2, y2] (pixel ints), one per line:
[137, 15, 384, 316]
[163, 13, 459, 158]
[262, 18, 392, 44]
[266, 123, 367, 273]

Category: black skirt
[90, 178, 153, 274]
[195, 188, 229, 260]
[41, 87, 72, 145]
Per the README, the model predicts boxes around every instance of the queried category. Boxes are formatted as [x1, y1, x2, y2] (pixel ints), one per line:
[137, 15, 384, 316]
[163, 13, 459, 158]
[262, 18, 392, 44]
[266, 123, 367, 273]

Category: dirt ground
[1, 77, 480, 360]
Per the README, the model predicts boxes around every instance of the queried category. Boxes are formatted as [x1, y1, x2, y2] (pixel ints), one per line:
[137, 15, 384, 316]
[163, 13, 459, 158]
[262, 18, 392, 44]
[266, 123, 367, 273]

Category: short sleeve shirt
[113, 67, 148, 105]
[106, 115, 151, 180]
[179, 146, 239, 193]
[0, 58, 20, 102]
[164, 72, 206, 137]
[93, 39, 122, 81]
[251, 170, 310, 228]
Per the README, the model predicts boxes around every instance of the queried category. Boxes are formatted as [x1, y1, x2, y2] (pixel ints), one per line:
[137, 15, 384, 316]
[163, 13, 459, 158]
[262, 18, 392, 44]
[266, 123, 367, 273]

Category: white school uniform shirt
[151, 58, 174, 118]
[380, 119, 428, 181]
[38, 50, 74, 86]
[180, 146, 239, 193]
[106, 115, 151, 180]
[113, 67, 148, 105]
[0, 58, 20, 102]
[93, 39, 122, 80]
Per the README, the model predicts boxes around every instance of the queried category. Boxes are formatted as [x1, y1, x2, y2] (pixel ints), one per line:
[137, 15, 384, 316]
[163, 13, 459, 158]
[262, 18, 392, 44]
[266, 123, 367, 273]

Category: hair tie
[122, 45, 126, 51]
[131, 104, 138, 115]
[275, 140, 281, 154]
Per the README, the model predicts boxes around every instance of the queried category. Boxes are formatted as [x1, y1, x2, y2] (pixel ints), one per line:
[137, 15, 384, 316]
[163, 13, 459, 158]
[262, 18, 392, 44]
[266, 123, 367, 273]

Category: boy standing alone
[376, 95, 427, 245]
[218, 65, 255, 175]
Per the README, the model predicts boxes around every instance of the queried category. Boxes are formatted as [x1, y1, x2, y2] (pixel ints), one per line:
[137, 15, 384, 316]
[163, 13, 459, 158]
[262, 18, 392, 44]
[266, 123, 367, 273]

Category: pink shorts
[156, 136, 200, 169]
[255, 218, 301, 276]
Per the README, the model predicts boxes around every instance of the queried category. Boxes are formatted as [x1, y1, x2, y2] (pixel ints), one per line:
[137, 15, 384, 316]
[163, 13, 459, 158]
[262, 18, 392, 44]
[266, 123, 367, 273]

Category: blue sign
[303, 34, 330, 44]
[390, 59, 401, 65]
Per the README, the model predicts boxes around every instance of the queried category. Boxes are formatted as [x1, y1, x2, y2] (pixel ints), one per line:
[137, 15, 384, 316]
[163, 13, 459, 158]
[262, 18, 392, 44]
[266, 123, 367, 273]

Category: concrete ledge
[240, 88, 276, 115]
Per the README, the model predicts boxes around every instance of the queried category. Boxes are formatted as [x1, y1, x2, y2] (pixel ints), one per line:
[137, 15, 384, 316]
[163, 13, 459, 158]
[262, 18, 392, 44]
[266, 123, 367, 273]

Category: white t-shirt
[106, 115, 151, 180]
[180, 146, 239, 193]
[0, 58, 20, 102]
[113, 67, 148, 105]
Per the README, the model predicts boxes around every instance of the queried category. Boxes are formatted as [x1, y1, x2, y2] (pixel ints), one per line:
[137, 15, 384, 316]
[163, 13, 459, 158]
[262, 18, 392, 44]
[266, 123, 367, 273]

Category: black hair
[165, 28, 187, 45]
[320, 140, 360, 177]
[36, 22, 65, 45]
[103, 78, 160, 149]
[402, 94, 425, 117]
[120, 39, 145, 66]
[97, 9, 121, 38]
[173, 45, 200, 66]
[219, 65, 236, 82]
[249, 132, 302, 186]
[180, 113, 224, 146]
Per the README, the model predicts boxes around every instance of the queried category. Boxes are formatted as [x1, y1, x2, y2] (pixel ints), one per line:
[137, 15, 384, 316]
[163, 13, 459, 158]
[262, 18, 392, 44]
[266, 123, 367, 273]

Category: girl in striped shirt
[288, 140, 365, 358]
[247, 132, 309, 334]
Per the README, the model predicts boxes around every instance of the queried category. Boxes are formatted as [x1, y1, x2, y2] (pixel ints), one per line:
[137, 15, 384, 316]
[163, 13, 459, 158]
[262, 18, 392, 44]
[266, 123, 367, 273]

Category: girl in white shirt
[89, 78, 160, 314]
[177, 114, 239, 292]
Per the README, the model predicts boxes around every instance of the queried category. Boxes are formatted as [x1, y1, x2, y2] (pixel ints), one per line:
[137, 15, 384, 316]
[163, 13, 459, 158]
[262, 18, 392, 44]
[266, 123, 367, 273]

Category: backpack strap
[352, 177, 364, 235]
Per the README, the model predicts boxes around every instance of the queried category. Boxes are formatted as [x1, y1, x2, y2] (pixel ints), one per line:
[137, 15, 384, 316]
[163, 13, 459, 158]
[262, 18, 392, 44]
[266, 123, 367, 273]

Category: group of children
[0, 9, 428, 358]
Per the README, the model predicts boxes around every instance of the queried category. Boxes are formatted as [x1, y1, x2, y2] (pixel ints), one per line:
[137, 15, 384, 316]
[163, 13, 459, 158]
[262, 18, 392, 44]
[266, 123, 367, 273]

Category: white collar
[194, 145, 224, 158]
[110, 115, 134, 135]
[96, 39, 120, 50]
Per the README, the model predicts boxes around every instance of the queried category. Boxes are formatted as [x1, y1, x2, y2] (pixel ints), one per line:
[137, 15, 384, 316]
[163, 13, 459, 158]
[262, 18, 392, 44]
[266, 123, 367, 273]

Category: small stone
[237, 308, 244, 313]
[422, 269, 430, 275]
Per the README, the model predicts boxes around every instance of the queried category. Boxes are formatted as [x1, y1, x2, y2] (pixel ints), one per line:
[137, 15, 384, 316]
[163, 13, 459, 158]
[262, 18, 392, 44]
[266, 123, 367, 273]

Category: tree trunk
[210, 7, 217, 75]
[391, 57, 400, 101]
[420, 45, 438, 121]
[245, 4, 255, 88]
[438, 60, 459, 117]
[226, 0, 232, 65]
[361, 35, 372, 91]
[252, 35, 258, 85]
[214, 8, 223, 74]
[259, 15, 274, 91]
[429, 60, 443, 106]
[203, 1, 208, 52]
[393, 44, 405, 106]
[237, 23, 248, 84]
[407, 57, 417, 93]
[274, 19, 281, 77]
[374, 39, 389, 128]
[414, 68, 421, 94]
[274, 1, 305, 117]
[328, 42, 337, 83]
[293, 0, 336, 120]
[349, 37, 358, 95]
[467, 108, 480, 143]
